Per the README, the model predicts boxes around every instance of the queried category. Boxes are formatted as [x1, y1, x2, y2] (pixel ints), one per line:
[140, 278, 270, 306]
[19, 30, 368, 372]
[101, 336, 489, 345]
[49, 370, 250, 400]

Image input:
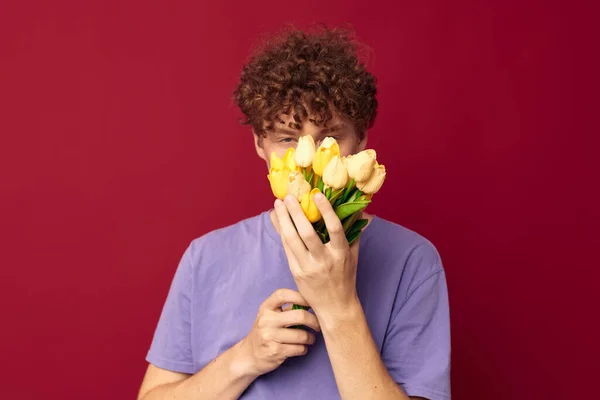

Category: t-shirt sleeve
[145, 243, 196, 374]
[382, 266, 451, 400]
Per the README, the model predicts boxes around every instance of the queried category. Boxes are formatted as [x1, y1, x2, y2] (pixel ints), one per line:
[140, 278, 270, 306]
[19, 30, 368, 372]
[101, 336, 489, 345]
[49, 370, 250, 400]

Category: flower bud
[300, 188, 322, 222]
[270, 148, 298, 172]
[322, 156, 349, 190]
[295, 135, 316, 168]
[347, 149, 377, 182]
[270, 152, 285, 170]
[287, 170, 312, 201]
[312, 137, 340, 176]
[267, 166, 291, 200]
[356, 163, 386, 194]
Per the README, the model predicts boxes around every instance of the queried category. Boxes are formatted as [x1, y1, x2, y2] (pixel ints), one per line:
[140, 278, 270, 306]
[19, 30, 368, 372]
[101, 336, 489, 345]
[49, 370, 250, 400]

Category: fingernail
[314, 192, 325, 203]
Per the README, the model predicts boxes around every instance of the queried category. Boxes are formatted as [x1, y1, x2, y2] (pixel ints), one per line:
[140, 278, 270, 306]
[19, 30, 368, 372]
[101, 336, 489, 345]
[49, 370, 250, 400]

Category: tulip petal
[295, 135, 316, 168]
[313, 137, 341, 176]
[283, 148, 298, 171]
[268, 166, 291, 200]
[301, 188, 322, 222]
[270, 152, 285, 170]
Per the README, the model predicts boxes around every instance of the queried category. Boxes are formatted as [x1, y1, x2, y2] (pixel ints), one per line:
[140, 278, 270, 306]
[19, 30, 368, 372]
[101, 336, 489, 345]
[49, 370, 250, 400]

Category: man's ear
[357, 131, 369, 152]
[253, 129, 267, 161]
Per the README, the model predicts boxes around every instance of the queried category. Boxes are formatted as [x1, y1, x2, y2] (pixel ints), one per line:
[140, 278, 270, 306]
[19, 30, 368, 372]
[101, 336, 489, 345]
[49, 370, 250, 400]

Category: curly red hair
[233, 25, 378, 137]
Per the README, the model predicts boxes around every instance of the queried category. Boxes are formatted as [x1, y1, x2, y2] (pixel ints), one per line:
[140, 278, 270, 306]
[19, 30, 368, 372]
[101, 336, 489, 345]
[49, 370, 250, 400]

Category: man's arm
[138, 341, 256, 400]
[139, 288, 320, 400]
[274, 195, 446, 400]
[319, 299, 418, 400]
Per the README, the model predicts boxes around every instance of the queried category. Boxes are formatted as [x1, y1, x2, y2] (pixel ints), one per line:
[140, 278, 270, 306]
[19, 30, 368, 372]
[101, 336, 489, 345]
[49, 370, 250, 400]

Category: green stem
[290, 304, 310, 329]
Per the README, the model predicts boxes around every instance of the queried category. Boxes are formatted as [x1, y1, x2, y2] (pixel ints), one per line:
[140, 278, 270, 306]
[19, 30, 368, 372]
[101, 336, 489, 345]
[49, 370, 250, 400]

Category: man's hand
[274, 193, 361, 322]
[274, 195, 411, 400]
[238, 288, 321, 376]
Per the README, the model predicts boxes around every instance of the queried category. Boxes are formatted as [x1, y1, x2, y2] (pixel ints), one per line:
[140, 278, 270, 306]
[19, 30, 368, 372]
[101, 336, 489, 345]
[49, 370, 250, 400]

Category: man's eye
[280, 138, 296, 143]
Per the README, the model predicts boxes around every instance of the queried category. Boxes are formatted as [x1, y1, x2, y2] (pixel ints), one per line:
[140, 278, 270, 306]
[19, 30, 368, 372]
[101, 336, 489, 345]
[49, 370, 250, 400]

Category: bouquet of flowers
[267, 135, 386, 246]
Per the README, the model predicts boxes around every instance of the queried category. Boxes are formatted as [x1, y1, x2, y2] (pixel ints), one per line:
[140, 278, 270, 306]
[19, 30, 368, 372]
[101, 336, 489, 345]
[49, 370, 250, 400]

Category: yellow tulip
[312, 137, 340, 176]
[300, 188, 322, 222]
[356, 163, 386, 194]
[322, 155, 349, 189]
[347, 149, 377, 182]
[295, 135, 316, 167]
[267, 166, 291, 200]
[287, 170, 311, 201]
[282, 148, 298, 171]
[341, 155, 352, 168]
[270, 148, 298, 172]
[270, 152, 285, 170]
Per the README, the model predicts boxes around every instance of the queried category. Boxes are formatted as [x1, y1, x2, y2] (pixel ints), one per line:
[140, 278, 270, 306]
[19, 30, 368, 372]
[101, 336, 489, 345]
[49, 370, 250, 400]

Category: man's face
[254, 112, 368, 169]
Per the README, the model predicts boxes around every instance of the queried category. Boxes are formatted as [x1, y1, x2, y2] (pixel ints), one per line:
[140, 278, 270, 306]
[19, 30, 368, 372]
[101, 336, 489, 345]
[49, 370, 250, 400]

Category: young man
[138, 27, 450, 400]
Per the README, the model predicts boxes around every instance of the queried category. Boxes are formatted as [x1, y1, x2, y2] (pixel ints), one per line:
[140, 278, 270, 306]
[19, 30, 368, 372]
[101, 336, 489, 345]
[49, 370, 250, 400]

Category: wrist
[229, 339, 261, 382]
[317, 295, 365, 334]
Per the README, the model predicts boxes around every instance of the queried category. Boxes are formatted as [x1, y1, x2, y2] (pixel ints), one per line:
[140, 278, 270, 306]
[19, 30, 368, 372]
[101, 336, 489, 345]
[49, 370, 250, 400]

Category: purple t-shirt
[146, 211, 451, 400]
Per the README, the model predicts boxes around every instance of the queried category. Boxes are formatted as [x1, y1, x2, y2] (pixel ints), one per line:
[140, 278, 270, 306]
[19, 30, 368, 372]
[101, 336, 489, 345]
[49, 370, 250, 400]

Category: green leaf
[318, 179, 324, 192]
[335, 201, 370, 221]
[349, 218, 369, 235]
[342, 212, 360, 233]
[347, 230, 363, 245]
[346, 189, 363, 203]
[329, 188, 345, 205]
[341, 179, 355, 202]
[346, 218, 369, 244]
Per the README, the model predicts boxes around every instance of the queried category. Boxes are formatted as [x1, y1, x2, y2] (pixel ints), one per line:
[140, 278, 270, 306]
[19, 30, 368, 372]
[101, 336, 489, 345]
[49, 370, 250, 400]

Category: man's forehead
[275, 111, 345, 128]
[271, 121, 346, 135]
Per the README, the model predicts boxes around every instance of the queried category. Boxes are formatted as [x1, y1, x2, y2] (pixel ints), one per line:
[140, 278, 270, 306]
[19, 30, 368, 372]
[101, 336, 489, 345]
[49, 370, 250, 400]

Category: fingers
[261, 289, 309, 312]
[274, 198, 310, 263]
[274, 328, 316, 345]
[281, 195, 326, 258]
[276, 309, 321, 332]
[313, 191, 348, 250]
[281, 344, 308, 358]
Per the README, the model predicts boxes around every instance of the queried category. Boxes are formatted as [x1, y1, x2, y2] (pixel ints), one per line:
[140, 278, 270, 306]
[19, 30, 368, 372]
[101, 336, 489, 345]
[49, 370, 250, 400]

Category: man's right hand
[237, 288, 321, 376]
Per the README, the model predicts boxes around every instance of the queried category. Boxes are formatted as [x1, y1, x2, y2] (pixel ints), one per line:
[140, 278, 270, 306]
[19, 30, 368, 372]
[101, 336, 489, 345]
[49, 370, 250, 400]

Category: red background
[1, 1, 598, 399]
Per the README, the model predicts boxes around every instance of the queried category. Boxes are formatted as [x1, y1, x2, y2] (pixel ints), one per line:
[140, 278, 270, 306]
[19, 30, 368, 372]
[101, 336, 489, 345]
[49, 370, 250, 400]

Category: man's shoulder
[189, 211, 265, 248]
[366, 216, 443, 278]
[184, 211, 268, 267]
[369, 215, 438, 253]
